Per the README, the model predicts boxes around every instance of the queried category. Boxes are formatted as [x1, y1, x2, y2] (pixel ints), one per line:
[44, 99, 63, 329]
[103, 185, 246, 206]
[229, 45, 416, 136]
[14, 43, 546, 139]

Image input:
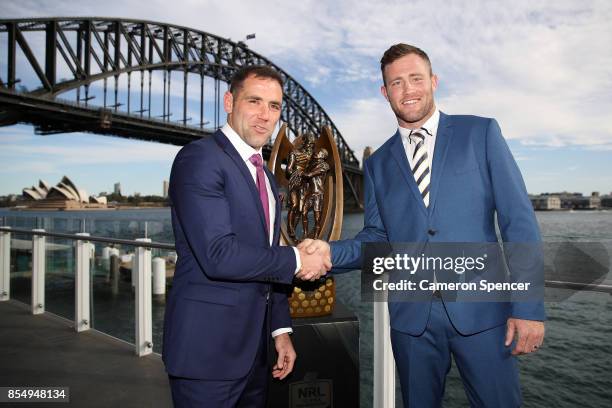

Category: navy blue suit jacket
[331, 112, 546, 335]
[162, 130, 296, 380]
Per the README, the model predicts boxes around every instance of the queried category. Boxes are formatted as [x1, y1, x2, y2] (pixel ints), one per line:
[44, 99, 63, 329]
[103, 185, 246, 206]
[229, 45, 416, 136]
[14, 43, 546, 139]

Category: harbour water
[1, 208, 611, 407]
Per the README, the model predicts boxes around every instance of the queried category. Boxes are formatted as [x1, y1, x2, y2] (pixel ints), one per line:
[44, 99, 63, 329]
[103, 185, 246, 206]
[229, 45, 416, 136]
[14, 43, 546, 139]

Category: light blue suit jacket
[331, 112, 546, 335]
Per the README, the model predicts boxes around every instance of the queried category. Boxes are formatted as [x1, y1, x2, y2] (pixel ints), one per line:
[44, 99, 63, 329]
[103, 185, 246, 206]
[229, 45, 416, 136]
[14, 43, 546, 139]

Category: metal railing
[0, 226, 174, 357]
[1, 226, 611, 408]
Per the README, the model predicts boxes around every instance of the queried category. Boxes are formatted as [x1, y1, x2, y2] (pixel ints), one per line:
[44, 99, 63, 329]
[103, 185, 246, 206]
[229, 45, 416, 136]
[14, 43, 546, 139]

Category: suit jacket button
[428, 229, 437, 236]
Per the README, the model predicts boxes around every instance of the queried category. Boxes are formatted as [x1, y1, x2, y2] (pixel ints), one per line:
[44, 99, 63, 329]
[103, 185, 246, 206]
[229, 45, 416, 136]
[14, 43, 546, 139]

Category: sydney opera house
[22, 176, 107, 210]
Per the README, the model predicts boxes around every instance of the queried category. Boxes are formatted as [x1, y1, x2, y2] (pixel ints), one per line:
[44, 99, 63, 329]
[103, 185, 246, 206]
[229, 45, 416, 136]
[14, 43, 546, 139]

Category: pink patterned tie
[249, 153, 270, 236]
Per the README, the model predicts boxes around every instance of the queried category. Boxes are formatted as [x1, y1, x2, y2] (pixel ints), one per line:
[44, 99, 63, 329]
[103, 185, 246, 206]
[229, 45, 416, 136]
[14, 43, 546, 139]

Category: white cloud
[331, 97, 397, 162]
[0, 127, 36, 143]
[437, 88, 612, 147]
[2, 0, 611, 152]
[0, 161, 60, 175]
[0, 133, 181, 166]
[304, 66, 332, 87]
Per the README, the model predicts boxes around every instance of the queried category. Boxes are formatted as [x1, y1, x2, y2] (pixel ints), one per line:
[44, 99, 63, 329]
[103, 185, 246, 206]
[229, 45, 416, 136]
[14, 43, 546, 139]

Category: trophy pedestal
[267, 300, 359, 408]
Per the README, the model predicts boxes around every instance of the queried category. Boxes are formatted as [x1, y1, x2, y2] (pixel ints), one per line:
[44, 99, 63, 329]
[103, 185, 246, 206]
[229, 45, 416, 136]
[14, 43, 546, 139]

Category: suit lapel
[214, 131, 269, 239]
[389, 132, 428, 217]
[428, 112, 453, 214]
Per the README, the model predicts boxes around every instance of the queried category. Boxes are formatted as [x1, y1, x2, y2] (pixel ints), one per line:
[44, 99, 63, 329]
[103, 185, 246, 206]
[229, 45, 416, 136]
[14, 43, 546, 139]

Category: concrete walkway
[0, 300, 172, 407]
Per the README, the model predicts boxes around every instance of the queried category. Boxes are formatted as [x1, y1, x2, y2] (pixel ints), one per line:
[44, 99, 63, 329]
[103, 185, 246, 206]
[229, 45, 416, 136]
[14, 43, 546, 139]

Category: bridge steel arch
[0, 17, 361, 171]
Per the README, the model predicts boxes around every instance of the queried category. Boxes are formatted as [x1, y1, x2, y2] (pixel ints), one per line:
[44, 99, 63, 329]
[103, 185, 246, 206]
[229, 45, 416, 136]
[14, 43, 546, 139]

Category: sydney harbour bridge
[0, 17, 363, 207]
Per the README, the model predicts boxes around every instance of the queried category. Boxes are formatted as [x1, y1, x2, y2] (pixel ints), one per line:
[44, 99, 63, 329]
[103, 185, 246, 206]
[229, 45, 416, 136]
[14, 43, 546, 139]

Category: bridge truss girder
[0, 17, 360, 169]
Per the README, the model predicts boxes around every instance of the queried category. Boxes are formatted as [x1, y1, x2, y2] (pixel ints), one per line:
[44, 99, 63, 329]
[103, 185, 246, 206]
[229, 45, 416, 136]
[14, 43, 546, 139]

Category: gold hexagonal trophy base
[289, 277, 335, 318]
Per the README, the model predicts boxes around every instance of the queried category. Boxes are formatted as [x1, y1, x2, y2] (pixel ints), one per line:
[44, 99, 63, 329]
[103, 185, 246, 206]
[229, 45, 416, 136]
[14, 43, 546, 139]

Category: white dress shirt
[399, 108, 440, 172]
[222, 123, 277, 243]
[222, 123, 297, 338]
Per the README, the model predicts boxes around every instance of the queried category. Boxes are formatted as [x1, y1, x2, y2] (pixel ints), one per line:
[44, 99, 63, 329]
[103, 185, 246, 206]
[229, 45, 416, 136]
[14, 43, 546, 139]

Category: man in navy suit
[301, 44, 545, 407]
[163, 65, 330, 408]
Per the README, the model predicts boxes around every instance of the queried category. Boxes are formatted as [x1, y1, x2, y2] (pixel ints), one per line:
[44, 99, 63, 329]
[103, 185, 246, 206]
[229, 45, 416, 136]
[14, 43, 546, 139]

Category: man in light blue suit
[301, 44, 545, 407]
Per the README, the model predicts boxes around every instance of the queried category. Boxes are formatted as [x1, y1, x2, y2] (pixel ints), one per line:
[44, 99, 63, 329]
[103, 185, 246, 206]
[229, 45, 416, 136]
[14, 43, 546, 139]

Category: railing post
[0, 228, 10, 301]
[31, 229, 46, 315]
[110, 254, 120, 295]
[135, 238, 152, 356]
[373, 299, 395, 407]
[75, 233, 91, 332]
[152, 257, 166, 296]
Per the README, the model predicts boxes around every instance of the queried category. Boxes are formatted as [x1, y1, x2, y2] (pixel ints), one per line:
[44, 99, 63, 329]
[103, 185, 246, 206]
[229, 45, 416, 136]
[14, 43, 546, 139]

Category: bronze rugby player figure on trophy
[268, 125, 343, 317]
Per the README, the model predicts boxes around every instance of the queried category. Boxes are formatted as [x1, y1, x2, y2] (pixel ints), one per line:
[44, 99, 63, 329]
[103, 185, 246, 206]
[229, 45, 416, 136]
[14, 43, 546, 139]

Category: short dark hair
[380, 44, 432, 84]
[229, 65, 284, 95]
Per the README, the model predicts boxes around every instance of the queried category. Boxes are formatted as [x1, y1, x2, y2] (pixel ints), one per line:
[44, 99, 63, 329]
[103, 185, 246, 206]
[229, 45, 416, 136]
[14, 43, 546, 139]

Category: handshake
[295, 239, 332, 281]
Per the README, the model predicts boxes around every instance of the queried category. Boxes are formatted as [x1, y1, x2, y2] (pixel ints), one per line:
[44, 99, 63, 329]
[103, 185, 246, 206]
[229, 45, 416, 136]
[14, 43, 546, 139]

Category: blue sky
[1, 0, 611, 197]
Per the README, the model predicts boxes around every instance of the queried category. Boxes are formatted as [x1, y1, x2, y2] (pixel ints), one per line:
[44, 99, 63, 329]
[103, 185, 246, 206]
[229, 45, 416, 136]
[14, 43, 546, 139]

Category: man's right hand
[296, 242, 331, 281]
[298, 239, 331, 258]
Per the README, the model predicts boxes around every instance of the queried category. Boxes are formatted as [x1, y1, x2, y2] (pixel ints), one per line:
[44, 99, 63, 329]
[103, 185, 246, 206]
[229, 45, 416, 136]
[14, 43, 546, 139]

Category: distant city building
[558, 192, 600, 209]
[163, 180, 169, 198]
[531, 192, 602, 210]
[588, 192, 601, 209]
[114, 182, 122, 195]
[0, 194, 20, 208]
[530, 195, 561, 210]
[601, 194, 612, 208]
[21, 176, 107, 210]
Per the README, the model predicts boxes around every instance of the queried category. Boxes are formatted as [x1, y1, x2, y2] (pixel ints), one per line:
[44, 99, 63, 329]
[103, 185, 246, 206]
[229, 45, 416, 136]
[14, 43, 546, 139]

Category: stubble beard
[393, 99, 434, 128]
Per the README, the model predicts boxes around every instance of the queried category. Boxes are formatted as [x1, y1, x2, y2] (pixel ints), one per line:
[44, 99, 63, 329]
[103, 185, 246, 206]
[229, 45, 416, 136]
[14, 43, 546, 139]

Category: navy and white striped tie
[410, 129, 430, 207]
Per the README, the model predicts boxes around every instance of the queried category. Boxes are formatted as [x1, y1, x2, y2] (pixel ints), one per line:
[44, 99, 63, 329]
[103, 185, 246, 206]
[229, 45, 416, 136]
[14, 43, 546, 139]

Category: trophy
[268, 124, 344, 317]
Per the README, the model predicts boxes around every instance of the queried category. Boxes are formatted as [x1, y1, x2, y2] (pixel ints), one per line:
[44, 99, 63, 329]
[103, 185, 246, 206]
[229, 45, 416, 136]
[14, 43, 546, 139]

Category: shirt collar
[398, 108, 440, 143]
[221, 123, 262, 163]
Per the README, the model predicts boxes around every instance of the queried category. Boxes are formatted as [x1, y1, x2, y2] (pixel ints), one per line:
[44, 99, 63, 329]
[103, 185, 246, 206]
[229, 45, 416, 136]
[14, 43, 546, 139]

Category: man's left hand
[272, 333, 296, 380]
[505, 318, 545, 355]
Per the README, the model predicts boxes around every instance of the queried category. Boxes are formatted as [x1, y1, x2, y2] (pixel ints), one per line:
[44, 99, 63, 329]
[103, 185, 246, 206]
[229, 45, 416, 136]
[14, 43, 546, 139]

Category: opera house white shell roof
[22, 176, 104, 204]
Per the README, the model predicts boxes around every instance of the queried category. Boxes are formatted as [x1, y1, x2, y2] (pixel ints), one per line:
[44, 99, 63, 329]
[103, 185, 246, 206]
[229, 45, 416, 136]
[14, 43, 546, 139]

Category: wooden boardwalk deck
[0, 300, 172, 407]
